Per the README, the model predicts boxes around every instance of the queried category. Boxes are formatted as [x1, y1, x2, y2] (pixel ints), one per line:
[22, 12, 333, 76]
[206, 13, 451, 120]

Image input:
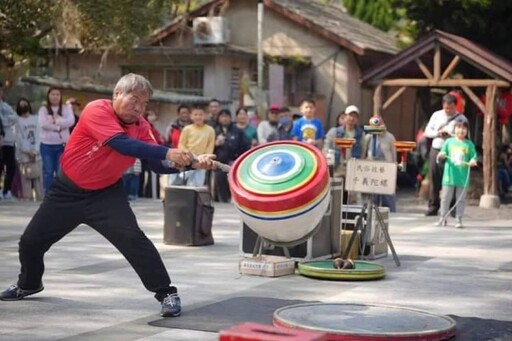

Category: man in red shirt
[0, 74, 215, 318]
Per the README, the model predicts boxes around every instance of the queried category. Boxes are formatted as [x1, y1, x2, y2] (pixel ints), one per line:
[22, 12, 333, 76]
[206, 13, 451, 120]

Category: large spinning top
[229, 141, 330, 244]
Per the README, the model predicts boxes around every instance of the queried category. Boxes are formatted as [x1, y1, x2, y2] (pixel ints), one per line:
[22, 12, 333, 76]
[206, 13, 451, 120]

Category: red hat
[270, 104, 280, 112]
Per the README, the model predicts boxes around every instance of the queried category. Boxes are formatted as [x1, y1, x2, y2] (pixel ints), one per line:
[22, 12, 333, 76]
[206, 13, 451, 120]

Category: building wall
[50, 53, 216, 127]
[51, 53, 213, 86]
[204, 55, 232, 100]
[160, 27, 252, 106]
[224, 0, 352, 126]
[48, 2, 415, 138]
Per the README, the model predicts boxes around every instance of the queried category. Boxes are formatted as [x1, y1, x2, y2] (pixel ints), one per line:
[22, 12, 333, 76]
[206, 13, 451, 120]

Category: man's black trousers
[428, 148, 456, 213]
[428, 148, 443, 211]
[16, 172, 175, 302]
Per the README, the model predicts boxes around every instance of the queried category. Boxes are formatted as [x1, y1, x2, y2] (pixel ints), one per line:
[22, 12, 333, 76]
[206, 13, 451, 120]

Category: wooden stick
[373, 84, 382, 117]
[483, 85, 497, 196]
[381, 79, 509, 87]
[461, 85, 486, 114]
[441, 55, 460, 80]
[433, 44, 441, 81]
[383, 86, 407, 110]
[416, 58, 433, 80]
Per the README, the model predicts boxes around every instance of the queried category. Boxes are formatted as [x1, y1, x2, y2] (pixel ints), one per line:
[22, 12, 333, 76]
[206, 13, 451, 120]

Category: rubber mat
[148, 297, 313, 332]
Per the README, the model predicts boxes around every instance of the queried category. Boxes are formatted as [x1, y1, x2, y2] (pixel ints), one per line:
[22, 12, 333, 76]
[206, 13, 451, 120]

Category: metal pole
[257, 0, 264, 95]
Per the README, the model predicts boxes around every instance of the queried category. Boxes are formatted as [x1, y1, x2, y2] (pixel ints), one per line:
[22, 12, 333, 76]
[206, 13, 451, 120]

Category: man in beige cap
[325, 105, 365, 164]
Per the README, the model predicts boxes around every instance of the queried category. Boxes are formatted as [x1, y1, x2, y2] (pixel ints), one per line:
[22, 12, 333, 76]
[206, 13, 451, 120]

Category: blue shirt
[291, 117, 324, 142]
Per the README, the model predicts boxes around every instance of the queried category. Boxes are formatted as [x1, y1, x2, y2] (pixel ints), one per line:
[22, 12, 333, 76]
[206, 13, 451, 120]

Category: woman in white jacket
[15, 98, 43, 201]
[38, 88, 74, 193]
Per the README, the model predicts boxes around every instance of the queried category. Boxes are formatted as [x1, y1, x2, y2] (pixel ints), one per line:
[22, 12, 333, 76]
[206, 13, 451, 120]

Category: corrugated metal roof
[21, 76, 227, 104]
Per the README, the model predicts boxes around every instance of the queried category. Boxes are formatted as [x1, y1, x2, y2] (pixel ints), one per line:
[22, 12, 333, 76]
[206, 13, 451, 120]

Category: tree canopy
[341, 0, 512, 60]
[390, 0, 512, 60]
[0, 0, 204, 69]
[342, 0, 398, 32]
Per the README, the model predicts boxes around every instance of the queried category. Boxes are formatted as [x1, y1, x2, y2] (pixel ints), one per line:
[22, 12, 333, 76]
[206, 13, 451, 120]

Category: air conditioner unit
[193, 16, 230, 45]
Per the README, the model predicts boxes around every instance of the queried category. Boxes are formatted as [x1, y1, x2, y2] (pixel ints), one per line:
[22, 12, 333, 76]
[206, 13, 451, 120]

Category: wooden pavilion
[362, 30, 512, 208]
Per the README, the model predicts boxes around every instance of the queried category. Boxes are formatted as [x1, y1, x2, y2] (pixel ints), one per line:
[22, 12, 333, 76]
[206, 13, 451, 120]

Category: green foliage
[390, 0, 512, 59]
[0, 0, 61, 61]
[71, 0, 165, 53]
[342, 0, 398, 32]
[0, 0, 197, 67]
[340, 0, 512, 59]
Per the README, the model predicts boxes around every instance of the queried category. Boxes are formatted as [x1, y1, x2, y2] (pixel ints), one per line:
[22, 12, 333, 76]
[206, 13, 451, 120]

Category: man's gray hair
[114, 73, 153, 97]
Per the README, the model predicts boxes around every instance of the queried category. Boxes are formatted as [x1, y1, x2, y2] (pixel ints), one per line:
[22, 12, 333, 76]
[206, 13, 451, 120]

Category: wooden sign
[345, 159, 397, 195]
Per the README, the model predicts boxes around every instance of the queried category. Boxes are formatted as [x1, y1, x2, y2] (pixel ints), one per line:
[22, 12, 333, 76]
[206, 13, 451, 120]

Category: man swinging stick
[0, 74, 216, 317]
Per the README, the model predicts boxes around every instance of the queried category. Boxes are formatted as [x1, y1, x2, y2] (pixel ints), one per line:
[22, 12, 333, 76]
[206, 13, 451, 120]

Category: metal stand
[251, 220, 325, 259]
[342, 195, 400, 266]
[252, 236, 291, 258]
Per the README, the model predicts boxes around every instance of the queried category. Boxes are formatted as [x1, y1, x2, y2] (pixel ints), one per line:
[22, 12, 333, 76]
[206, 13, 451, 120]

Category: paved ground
[0, 192, 511, 340]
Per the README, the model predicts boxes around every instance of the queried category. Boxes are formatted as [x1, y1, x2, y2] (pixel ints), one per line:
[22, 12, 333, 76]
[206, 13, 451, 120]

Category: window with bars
[121, 65, 204, 96]
[164, 66, 204, 96]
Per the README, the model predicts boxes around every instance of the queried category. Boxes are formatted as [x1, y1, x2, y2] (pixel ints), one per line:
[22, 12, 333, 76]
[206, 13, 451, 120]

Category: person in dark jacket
[165, 105, 191, 186]
[213, 109, 250, 202]
[267, 107, 294, 142]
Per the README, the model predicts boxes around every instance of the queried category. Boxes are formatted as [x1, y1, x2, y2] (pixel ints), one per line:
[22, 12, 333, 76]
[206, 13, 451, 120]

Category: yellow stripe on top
[235, 184, 330, 217]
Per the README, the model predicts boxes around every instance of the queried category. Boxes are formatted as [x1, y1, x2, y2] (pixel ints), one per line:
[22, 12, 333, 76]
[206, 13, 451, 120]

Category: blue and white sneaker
[0, 284, 44, 301]
[160, 293, 181, 317]
[2, 191, 13, 200]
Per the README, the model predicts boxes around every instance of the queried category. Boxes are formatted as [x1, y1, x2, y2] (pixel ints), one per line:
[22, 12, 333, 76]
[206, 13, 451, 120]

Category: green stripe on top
[237, 145, 317, 194]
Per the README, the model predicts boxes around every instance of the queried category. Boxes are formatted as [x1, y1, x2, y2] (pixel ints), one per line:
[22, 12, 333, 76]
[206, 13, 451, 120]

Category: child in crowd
[291, 98, 324, 149]
[436, 120, 477, 228]
[15, 98, 43, 201]
[123, 159, 142, 201]
[178, 106, 215, 186]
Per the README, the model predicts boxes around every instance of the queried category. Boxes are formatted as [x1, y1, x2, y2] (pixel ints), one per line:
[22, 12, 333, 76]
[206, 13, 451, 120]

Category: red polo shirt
[61, 99, 157, 190]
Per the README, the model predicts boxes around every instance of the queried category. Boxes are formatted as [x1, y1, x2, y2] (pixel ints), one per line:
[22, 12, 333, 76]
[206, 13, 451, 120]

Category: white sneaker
[2, 191, 13, 200]
[435, 218, 447, 227]
[455, 218, 463, 228]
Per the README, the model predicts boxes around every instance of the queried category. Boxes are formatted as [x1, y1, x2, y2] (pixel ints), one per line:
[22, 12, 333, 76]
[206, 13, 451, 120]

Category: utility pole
[257, 0, 264, 117]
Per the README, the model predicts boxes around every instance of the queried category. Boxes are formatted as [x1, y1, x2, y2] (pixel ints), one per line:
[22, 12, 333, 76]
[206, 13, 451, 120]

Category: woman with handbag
[15, 98, 43, 201]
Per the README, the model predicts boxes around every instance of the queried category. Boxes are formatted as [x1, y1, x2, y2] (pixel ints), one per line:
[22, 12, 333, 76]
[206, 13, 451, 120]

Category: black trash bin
[163, 186, 214, 246]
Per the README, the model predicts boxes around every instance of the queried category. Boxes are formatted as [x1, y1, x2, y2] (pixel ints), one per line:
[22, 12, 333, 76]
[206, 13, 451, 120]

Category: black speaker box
[163, 186, 214, 246]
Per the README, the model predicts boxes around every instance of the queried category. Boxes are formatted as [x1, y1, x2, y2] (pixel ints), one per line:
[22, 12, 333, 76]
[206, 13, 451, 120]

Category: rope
[437, 155, 474, 221]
